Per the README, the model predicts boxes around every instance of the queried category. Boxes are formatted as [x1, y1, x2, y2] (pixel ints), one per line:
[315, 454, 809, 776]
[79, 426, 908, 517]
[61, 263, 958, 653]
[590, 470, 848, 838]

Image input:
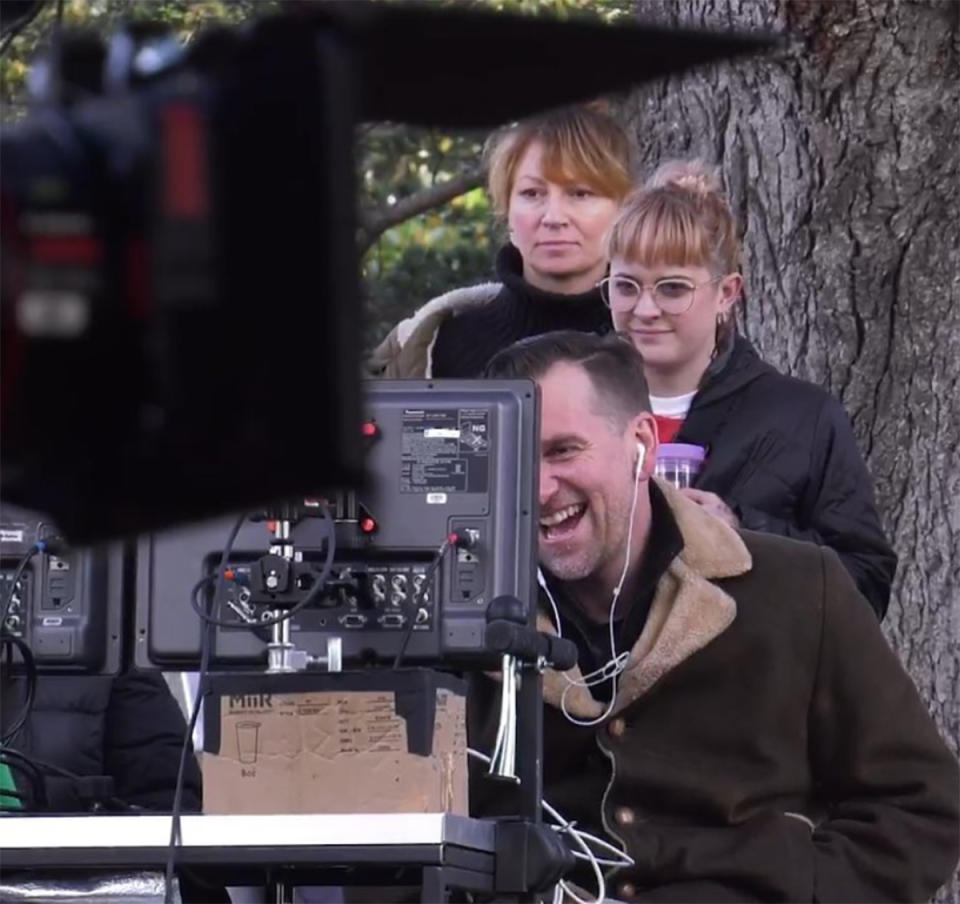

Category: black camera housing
[1, 15, 361, 543]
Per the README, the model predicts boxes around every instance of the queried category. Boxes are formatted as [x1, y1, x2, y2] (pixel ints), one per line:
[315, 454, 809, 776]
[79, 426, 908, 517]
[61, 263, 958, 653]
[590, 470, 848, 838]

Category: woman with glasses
[601, 160, 896, 618]
[368, 105, 633, 378]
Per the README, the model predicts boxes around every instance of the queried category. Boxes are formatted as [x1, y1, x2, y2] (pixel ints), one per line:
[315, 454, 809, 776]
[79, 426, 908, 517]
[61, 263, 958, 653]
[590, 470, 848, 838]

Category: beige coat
[469, 482, 960, 902]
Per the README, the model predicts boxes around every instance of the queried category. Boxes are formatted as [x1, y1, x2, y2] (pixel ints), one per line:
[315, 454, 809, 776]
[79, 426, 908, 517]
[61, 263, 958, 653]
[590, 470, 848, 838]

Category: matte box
[202, 669, 467, 815]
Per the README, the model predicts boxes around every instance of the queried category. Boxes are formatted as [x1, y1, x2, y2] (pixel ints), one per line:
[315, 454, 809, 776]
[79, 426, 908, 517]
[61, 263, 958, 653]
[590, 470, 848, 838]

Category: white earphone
[634, 442, 646, 479]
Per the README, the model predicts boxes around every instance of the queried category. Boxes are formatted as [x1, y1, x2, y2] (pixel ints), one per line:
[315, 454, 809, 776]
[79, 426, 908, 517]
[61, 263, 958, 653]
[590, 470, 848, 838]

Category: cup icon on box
[236, 721, 260, 764]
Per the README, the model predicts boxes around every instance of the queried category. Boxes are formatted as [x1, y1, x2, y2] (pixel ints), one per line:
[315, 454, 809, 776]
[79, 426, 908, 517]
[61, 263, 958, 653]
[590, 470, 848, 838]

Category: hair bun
[647, 159, 721, 198]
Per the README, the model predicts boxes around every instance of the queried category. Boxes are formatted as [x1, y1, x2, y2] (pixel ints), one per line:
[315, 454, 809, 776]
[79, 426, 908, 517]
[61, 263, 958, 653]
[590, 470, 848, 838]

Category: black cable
[1, 545, 38, 627]
[165, 507, 337, 903]
[188, 506, 336, 630]
[163, 511, 246, 904]
[2, 745, 74, 781]
[0, 745, 137, 812]
[2, 744, 67, 781]
[170, 509, 335, 903]
[0, 749, 46, 808]
[393, 538, 451, 670]
[0, 536, 63, 626]
[0, 788, 28, 800]
[0, 632, 37, 745]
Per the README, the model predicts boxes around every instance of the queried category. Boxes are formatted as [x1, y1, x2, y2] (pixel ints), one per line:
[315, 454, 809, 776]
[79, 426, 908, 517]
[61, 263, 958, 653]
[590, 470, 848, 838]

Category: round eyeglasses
[598, 274, 724, 315]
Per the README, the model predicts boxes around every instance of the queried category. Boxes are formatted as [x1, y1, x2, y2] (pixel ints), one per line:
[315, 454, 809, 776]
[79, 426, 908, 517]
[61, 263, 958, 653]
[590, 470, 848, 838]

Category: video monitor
[134, 380, 539, 670]
[0, 503, 124, 675]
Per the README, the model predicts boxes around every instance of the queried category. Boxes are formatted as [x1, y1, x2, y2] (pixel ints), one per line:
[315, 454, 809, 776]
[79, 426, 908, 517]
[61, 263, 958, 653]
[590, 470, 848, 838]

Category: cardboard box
[202, 670, 468, 815]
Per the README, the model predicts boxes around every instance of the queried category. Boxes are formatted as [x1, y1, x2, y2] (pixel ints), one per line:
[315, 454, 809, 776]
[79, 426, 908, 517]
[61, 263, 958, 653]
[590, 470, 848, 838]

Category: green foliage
[362, 186, 499, 347]
[358, 123, 495, 344]
[1, 0, 276, 116]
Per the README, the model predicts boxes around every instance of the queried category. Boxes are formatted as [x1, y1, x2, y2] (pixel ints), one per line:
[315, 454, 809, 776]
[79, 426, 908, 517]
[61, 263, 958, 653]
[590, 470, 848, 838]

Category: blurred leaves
[357, 121, 493, 345]
[0, 0, 274, 113]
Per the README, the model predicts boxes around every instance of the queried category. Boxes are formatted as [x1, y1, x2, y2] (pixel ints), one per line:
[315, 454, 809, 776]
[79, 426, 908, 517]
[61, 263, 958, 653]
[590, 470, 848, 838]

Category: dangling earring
[711, 312, 728, 360]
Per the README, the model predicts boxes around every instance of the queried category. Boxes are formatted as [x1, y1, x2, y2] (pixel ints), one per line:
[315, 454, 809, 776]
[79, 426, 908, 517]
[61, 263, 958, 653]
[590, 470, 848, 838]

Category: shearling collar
[541, 478, 752, 720]
[390, 282, 502, 377]
[394, 282, 502, 346]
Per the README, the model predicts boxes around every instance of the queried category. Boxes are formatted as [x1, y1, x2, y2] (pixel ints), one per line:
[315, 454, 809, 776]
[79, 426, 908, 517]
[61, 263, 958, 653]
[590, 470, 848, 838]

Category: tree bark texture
[622, 2, 958, 897]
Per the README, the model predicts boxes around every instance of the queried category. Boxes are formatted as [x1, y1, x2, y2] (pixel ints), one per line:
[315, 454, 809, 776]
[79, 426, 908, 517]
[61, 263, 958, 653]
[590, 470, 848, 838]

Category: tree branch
[358, 165, 485, 252]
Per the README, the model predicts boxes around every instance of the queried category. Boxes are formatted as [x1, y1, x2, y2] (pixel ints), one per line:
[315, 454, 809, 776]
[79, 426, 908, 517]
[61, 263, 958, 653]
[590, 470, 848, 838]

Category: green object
[0, 760, 21, 809]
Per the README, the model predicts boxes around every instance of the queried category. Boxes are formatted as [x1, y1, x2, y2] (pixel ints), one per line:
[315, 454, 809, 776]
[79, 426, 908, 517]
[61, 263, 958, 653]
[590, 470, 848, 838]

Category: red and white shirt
[650, 390, 696, 444]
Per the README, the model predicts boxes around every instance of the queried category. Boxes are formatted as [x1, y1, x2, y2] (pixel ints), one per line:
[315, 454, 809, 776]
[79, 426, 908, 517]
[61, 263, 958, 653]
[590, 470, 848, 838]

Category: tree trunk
[623, 1, 958, 898]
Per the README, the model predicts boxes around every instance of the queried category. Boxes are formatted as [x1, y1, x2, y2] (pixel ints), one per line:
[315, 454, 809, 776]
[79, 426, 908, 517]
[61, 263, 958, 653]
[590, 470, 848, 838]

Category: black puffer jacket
[676, 335, 896, 618]
[1, 670, 201, 812]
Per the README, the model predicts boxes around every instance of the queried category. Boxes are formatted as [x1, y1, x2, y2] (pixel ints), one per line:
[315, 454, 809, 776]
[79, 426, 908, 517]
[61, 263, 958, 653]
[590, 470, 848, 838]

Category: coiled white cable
[538, 446, 644, 727]
[468, 748, 634, 904]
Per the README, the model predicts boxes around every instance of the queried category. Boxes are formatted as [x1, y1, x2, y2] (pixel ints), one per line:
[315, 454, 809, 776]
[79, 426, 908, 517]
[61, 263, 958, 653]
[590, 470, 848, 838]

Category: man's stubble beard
[540, 484, 633, 589]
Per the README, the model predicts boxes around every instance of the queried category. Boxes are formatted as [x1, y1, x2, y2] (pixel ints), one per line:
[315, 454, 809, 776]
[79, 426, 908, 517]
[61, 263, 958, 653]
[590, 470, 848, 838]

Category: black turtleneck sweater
[430, 245, 611, 378]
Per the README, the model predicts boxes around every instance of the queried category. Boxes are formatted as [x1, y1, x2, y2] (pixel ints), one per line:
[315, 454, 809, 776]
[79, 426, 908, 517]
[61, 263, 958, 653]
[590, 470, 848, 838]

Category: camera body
[1, 16, 362, 543]
[135, 380, 539, 670]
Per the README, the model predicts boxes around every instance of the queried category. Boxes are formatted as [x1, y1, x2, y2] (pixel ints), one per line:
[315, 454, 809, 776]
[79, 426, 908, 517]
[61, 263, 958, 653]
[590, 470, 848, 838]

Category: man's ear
[631, 412, 658, 479]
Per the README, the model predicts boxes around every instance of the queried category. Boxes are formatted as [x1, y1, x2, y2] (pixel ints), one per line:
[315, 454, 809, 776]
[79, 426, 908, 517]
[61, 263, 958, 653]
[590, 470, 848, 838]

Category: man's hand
[680, 488, 739, 529]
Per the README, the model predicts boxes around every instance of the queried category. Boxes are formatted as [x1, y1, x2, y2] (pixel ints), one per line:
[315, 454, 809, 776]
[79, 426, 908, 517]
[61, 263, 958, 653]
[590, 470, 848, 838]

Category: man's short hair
[485, 330, 652, 427]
